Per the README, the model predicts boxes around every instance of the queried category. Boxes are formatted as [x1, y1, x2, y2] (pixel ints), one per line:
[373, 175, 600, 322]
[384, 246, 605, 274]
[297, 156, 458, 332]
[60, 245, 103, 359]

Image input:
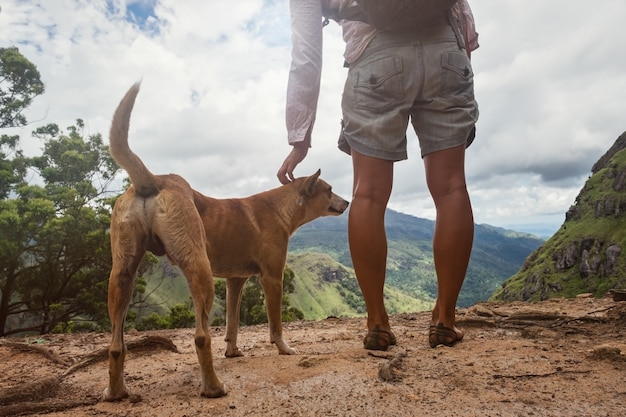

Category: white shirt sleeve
[457, 0, 479, 53]
[286, 0, 324, 146]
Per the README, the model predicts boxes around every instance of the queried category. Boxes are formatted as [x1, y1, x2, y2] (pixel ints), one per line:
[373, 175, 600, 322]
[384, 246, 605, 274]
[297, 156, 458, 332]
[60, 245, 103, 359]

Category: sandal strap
[429, 323, 461, 348]
[363, 325, 392, 351]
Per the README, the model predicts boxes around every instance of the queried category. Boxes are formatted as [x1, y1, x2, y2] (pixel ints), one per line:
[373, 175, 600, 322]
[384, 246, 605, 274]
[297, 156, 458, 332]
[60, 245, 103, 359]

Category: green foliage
[168, 302, 196, 328]
[137, 312, 170, 331]
[0, 119, 120, 336]
[30, 120, 118, 204]
[135, 300, 196, 331]
[0, 47, 45, 128]
[235, 272, 304, 325]
[0, 134, 28, 199]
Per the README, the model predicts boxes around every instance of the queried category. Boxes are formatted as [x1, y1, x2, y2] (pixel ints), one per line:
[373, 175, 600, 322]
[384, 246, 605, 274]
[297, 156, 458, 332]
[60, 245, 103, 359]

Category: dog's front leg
[259, 273, 298, 355]
[224, 277, 248, 357]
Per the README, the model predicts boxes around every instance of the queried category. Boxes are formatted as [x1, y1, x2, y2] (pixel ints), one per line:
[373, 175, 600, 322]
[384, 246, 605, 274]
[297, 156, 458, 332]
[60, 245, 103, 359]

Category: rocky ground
[1, 295, 626, 416]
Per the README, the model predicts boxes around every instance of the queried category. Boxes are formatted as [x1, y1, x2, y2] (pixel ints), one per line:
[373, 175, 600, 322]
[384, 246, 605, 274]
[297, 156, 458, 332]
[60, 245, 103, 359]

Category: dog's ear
[303, 169, 321, 197]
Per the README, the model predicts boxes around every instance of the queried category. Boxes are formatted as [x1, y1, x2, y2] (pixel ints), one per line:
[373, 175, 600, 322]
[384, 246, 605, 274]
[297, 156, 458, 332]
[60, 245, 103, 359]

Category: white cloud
[1, 0, 625, 235]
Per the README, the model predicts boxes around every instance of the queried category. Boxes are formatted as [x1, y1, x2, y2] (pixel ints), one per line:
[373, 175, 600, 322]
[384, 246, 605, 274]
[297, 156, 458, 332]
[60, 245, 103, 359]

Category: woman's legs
[423, 144, 474, 340]
[349, 150, 394, 335]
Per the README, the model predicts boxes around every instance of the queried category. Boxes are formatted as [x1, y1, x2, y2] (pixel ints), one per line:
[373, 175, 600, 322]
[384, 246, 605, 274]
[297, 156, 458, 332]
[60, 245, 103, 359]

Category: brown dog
[104, 83, 349, 401]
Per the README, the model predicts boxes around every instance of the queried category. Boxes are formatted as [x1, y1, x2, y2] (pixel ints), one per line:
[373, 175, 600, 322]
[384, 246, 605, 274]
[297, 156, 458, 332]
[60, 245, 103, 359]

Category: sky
[1, 0, 625, 238]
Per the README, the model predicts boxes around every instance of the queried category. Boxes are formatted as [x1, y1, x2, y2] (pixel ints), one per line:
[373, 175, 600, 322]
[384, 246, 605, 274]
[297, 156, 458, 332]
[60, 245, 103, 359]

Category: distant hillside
[492, 131, 626, 301]
[285, 252, 432, 320]
[289, 208, 544, 310]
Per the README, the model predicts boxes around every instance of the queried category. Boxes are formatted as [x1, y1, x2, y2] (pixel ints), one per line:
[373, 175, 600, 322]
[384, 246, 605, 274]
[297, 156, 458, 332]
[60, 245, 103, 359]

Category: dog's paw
[224, 346, 244, 358]
[279, 346, 299, 355]
[103, 385, 130, 402]
[200, 382, 227, 398]
[275, 339, 299, 355]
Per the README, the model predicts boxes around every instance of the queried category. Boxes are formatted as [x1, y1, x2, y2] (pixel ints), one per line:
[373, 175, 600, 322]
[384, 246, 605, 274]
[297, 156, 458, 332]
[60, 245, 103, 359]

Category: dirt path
[2, 296, 625, 416]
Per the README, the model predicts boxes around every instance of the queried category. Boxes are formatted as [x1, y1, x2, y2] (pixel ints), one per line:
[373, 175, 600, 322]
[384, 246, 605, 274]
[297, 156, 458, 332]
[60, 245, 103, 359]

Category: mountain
[492, 131, 626, 302]
[285, 252, 433, 320]
[288, 208, 544, 311]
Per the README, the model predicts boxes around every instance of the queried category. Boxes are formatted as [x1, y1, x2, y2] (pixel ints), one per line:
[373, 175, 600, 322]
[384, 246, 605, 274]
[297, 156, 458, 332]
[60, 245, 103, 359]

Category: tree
[0, 49, 123, 336]
[0, 47, 46, 335]
[0, 47, 45, 128]
[0, 121, 119, 335]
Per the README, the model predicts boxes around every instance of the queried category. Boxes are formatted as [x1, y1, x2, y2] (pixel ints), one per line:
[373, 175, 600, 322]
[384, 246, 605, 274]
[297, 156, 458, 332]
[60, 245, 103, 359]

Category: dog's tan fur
[104, 83, 349, 401]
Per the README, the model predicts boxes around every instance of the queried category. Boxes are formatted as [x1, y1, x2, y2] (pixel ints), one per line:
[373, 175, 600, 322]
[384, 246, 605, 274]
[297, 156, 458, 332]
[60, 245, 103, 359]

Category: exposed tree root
[0, 335, 179, 415]
[493, 369, 592, 380]
[0, 397, 100, 417]
[0, 376, 60, 406]
[63, 335, 179, 377]
[0, 340, 71, 367]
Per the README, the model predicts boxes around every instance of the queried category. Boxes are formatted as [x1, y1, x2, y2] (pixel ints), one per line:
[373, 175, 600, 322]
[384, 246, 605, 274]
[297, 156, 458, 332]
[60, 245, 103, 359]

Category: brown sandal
[429, 323, 463, 348]
[363, 326, 396, 351]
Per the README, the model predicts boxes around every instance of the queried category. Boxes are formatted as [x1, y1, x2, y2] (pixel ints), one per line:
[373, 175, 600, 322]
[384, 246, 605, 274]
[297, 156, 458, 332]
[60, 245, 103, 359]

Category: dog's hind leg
[259, 269, 298, 355]
[156, 192, 226, 398]
[104, 208, 146, 401]
[224, 277, 248, 357]
[181, 256, 226, 397]
[104, 255, 143, 401]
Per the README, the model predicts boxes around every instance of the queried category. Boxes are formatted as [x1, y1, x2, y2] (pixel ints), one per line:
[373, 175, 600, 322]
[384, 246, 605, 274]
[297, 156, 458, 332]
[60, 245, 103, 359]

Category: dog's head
[295, 169, 349, 221]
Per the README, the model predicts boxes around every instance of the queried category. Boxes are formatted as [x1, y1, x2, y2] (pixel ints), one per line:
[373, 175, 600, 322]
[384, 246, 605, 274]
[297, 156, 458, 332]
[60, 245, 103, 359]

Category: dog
[103, 83, 349, 401]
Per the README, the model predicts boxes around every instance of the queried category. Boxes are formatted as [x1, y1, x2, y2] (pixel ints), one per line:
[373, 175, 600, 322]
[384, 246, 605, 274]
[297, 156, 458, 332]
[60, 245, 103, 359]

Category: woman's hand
[277, 141, 309, 184]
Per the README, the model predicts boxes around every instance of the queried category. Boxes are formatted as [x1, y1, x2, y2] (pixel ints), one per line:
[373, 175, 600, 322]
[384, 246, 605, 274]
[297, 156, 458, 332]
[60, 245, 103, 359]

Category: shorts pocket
[440, 51, 474, 101]
[353, 56, 404, 113]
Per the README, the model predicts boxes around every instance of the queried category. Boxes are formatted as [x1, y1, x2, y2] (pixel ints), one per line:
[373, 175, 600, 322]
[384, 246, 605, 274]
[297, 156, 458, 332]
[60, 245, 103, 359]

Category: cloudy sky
[2, 0, 625, 237]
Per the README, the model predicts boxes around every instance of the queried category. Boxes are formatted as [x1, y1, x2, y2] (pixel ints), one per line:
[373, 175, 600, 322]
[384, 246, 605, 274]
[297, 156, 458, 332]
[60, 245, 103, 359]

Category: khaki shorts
[339, 23, 479, 160]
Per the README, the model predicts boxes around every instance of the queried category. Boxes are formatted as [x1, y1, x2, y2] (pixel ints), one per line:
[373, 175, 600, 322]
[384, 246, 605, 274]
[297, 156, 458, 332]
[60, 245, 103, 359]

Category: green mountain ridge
[287, 208, 544, 316]
[286, 252, 433, 320]
[493, 131, 626, 301]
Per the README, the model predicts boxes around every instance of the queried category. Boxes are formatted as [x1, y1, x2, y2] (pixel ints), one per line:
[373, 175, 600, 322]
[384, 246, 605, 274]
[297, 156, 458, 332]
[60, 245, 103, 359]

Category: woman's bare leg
[424, 144, 474, 340]
[349, 150, 394, 334]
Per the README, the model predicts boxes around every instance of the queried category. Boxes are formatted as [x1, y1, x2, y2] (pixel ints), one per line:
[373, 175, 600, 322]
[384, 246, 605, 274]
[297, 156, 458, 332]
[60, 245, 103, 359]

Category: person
[277, 0, 479, 350]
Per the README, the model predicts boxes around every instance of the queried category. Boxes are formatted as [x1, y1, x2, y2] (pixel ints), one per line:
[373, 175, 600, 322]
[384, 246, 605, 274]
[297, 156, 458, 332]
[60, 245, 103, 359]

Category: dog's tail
[109, 82, 160, 197]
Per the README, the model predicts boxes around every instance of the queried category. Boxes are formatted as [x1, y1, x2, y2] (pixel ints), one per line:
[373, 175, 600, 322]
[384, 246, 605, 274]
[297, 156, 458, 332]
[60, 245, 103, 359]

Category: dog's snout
[330, 196, 349, 214]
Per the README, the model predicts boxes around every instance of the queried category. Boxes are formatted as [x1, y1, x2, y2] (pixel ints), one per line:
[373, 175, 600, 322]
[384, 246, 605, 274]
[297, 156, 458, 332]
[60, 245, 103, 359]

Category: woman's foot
[363, 325, 397, 351]
[428, 323, 463, 348]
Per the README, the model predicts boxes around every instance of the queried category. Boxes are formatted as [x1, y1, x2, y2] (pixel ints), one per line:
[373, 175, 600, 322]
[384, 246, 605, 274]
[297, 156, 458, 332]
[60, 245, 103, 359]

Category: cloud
[1, 0, 625, 235]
